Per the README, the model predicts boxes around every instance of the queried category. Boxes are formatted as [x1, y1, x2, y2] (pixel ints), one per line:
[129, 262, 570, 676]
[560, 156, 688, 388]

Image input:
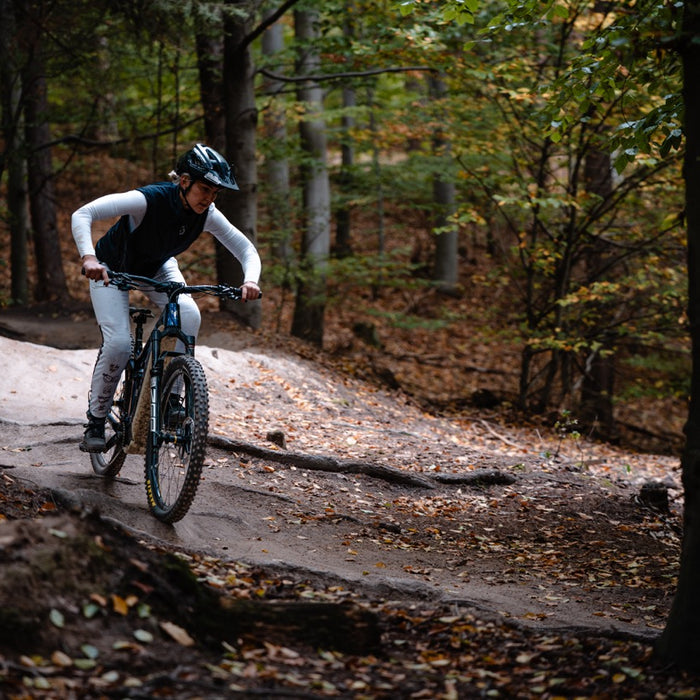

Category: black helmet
[176, 144, 238, 190]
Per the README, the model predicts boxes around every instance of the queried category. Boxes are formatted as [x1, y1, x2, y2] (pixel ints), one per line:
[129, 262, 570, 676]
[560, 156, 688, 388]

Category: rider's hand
[81, 255, 110, 284]
[241, 281, 261, 302]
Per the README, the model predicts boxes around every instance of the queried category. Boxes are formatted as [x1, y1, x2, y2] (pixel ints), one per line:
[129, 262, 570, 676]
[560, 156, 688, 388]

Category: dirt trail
[0, 323, 682, 640]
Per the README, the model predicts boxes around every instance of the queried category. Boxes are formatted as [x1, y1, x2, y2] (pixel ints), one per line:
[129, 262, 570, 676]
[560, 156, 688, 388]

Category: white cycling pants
[87, 257, 201, 418]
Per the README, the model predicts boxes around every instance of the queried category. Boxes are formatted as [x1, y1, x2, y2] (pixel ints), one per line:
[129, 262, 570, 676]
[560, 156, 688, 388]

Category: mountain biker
[72, 144, 262, 453]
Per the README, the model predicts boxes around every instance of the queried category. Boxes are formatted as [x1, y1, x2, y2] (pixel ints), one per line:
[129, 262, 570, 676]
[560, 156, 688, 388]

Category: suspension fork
[147, 331, 164, 466]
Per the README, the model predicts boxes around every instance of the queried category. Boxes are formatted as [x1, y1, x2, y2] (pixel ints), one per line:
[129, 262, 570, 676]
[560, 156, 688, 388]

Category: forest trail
[0, 313, 682, 641]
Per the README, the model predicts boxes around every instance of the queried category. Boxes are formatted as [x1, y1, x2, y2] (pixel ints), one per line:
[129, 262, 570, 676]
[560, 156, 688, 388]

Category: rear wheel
[145, 355, 209, 523]
[90, 376, 128, 478]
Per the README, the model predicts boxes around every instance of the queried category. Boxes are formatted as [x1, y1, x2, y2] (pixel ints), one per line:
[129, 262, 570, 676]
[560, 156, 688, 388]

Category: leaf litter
[0, 421, 696, 698]
[0, 309, 695, 697]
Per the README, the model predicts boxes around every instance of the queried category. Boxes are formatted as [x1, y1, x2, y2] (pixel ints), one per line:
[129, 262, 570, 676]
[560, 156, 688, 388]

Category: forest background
[0, 0, 690, 452]
[3, 0, 700, 676]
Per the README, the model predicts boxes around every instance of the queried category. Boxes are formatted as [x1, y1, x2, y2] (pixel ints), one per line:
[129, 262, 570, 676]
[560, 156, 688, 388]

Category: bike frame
[108, 273, 243, 442]
[110, 275, 219, 455]
[94, 271, 249, 521]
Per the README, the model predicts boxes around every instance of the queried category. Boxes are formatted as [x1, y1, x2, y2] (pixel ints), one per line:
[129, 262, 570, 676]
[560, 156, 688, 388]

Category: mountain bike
[88, 271, 245, 523]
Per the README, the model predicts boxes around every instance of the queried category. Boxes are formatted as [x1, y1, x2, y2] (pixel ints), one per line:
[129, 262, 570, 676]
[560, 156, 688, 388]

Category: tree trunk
[0, 0, 29, 305]
[367, 88, 385, 300]
[429, 72, 458, 294]
[217, 4, 261, 329]
[655, 0, 700, 672]
[334, 3, 356, 259]
[262, 13, 294, 267]
[578, 147, 616, 440]
[579, 346, 616, 439]
[291, 9, 331, 346]
[8, 140, 29, 306]
[334, 83, 356, 259]
[22, 19, 68, 304]
[195, 7, 226, 153]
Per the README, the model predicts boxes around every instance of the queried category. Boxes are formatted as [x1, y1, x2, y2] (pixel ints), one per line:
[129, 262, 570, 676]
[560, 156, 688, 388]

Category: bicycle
[88, 271, 246, 523]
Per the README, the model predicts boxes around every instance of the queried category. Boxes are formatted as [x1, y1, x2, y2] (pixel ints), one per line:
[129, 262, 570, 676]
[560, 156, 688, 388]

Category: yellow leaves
[111, 594, 138, 615]
[502, 87, 537, 104]
[111, 595, 129, 616]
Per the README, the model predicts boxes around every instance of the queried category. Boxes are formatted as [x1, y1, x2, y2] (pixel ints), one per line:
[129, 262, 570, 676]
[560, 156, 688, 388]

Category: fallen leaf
[160, 620, 195, 646]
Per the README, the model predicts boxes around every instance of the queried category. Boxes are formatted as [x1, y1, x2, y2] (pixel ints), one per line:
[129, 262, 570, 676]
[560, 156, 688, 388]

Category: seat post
[129, 307, 153, 353]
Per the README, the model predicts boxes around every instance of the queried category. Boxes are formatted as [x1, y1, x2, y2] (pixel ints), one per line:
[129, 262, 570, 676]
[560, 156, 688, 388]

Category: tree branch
[258, 65, 437, 85]
[239, 0, 304, 53]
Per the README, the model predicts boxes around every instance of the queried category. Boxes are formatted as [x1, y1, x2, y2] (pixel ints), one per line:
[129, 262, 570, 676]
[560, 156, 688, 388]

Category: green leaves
[399, 0, 479, 24]
[442, 0, 479, 25]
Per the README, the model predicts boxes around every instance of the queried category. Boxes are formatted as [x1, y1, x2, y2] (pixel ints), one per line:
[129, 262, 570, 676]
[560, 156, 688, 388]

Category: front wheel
[145, 355, 209, 523]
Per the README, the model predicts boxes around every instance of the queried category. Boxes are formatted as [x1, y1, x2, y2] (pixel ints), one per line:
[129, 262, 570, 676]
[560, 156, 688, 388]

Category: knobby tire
[146, 355, 209, 523]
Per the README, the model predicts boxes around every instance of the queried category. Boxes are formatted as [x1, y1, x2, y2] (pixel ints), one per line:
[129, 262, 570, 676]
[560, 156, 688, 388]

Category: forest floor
[0, 151, 696, 696]
[0, 305, 698, 698]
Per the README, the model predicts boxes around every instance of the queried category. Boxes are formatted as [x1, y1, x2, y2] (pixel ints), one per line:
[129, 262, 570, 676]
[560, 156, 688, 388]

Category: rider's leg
[81, 275, 131, 452]
[147, 257, 201, 346]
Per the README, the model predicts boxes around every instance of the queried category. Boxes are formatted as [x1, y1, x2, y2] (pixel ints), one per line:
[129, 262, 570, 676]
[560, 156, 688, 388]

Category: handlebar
[107, 271, 250, 302]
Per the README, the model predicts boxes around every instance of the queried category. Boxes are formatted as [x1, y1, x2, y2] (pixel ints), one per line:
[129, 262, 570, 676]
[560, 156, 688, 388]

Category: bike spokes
[145, 355, 209, 523]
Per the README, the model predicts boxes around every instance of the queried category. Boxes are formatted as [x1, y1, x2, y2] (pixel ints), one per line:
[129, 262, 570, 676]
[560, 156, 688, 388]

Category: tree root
[208, 435, 515, 488]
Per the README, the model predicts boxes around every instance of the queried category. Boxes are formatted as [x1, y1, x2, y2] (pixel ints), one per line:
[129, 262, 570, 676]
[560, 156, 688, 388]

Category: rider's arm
[71, 191, 148, 259]
[205, 207, 262, 300]
[72, 191, 148, 283]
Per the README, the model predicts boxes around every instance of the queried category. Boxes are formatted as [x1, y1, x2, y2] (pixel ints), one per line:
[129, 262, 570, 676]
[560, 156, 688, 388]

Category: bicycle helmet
[176, 144, 239, 190]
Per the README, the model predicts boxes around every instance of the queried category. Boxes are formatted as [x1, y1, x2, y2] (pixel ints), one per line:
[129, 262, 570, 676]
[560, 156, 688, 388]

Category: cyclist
[72, 144, 262, 453]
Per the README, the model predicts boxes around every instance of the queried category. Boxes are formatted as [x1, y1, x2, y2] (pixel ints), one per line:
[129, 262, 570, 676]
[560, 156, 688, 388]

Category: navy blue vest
[95, 182, 208, 276]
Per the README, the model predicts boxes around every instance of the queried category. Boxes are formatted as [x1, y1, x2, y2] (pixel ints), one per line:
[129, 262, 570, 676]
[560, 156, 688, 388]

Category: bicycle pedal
[79, 441, 107, 453]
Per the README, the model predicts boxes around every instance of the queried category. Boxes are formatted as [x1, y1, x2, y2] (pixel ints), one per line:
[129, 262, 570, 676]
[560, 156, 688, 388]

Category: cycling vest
[95, 182, 208, 276]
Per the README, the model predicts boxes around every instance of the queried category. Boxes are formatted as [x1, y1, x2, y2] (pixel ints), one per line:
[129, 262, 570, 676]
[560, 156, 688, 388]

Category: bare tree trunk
[195, 6, 226, 153]
[367, 87, 385, 300]
[578, 147, 617, 440]
[656, 0, 700, 672]
[0, 0, 29, 305]
[579, 343, 616, 437]
[215, 4, 261, 329]
[21, 12, 68, 304]
[262, 13, 294, 267]
[334, 2, 356, 259]
[429, 72, 458, 294]
[8, 135, 29, 306]
[87, 36, 118, 143]
[334, 83, 355, 259]
[291, 8, 330, 346]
